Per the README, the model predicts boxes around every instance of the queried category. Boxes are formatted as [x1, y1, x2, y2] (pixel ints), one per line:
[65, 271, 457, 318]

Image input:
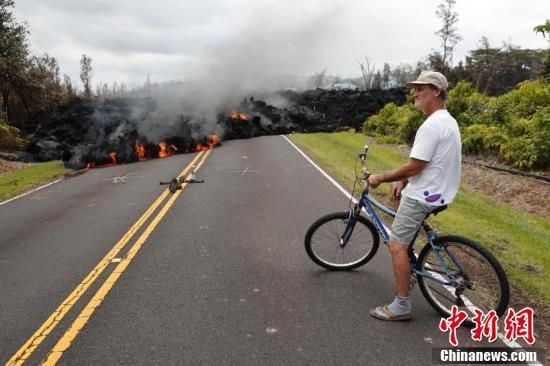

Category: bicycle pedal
[409, 275, 418, 290]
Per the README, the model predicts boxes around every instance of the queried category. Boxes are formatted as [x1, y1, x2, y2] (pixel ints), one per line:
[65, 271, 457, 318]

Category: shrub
[363, 78, 550, 170]
[528, 106, 550, 168]
[461, 124, 506, 155]
[498, 79, 550, 119]
[363, 103, 400, 136]
[0, 119, 28, 150]
[394, 104, 424, 144]
[500, 136, 538, 170]
[447, 81, 490, 127]
[363, 103, 423, 145]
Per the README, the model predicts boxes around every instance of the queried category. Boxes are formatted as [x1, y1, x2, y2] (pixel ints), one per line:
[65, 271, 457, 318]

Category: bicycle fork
[339, 204, 362, 248]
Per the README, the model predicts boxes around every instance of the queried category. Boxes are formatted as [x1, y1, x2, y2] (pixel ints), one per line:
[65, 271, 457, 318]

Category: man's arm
[367, 158, 428, 188]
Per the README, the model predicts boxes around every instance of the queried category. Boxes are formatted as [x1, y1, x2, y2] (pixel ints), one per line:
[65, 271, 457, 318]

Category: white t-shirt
[405, 109, 462, 206]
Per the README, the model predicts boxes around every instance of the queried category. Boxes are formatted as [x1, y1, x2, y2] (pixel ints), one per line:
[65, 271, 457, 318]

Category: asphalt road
[1, 136, 513, 365]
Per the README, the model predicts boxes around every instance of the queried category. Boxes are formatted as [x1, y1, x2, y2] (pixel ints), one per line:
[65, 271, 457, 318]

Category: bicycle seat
[429, 205, 448, 216]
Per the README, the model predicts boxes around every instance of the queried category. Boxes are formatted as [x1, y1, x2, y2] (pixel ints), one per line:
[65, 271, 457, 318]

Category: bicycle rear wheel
[305, 212, 380, 270]
[417, 235, 510, 328]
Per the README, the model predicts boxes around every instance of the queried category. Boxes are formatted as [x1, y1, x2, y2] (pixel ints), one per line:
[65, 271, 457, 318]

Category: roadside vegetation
[289, 131, 550, 307]
[0, 161, 65, 201]
[364, 79, 550, 170]
[0, 118, 27, 150]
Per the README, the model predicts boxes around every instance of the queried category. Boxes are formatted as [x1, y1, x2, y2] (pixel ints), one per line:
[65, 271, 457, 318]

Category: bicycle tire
[416, 235, 510, 328]
[305, 212, 380, 270]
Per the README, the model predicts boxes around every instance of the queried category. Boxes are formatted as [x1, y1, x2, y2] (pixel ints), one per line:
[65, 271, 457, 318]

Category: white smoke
[133, 1, 352, 141]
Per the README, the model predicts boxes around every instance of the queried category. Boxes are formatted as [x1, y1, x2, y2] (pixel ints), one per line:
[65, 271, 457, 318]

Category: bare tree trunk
[358, 56, 376, 90]
[1, 89, 10, 123]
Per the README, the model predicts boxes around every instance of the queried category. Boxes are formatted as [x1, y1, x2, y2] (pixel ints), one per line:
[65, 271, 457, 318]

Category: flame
[135, 142, 146, 161]
[108, 152, 117, 165]
[189, 134, 220, 152]
[208, 134, 220, 148]
[83, 136, 221, 168]
[158, 142, 177, 158]
[230, 110, 248, 121]
[84, 151, 117, 169]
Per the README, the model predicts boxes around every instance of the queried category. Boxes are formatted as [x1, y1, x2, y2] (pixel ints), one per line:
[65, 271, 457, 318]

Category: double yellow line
[7, 149, 212, 366]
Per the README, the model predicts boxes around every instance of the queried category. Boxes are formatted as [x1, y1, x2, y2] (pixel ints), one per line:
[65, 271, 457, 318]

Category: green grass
[0, 161, 65, 201]
[290, 131, 550, 306]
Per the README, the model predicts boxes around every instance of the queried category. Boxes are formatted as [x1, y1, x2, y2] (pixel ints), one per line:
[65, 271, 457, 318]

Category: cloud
[13, 0, 549, 88]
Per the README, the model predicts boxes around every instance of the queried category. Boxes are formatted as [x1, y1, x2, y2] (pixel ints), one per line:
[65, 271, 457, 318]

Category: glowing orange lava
[135, 142, 146, 161]
[230, 110, 248, 121]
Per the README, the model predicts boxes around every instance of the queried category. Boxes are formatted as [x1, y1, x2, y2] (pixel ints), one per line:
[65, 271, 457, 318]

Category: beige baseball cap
[407, 71, 448, 91]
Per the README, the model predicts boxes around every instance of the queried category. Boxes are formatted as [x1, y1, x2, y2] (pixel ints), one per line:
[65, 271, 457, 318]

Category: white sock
[387, 294, 411, 315]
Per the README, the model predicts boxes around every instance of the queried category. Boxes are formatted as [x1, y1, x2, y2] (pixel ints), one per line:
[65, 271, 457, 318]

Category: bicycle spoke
[306, 214, 379, 269]
[424, 262, 461, 277]
[418, 238, 509, 325]
[427, 283, 457, 305]
[316, 231, 339, 242]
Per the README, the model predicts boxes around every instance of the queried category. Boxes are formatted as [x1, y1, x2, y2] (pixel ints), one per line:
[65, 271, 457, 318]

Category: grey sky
[13, 0, 549, 89]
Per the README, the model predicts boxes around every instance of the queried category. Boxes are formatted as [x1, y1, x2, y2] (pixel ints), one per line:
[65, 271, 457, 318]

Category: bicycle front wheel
[417, 235, 510, 328]
[305, 212, 380, 270]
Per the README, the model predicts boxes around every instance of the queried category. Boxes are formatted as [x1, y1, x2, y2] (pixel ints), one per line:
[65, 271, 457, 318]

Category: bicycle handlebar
[357, 145, 371, 189]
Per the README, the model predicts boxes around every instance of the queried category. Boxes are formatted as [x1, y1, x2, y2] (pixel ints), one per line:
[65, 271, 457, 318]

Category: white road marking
[0, 179, 63, 207]
[229, 166, 259, 175]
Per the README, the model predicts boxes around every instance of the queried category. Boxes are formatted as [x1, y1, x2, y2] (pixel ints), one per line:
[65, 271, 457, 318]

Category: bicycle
[304, 145, 510, 327]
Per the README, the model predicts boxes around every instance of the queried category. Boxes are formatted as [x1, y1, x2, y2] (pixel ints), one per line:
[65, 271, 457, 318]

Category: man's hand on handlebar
[367, 174, 384, 188]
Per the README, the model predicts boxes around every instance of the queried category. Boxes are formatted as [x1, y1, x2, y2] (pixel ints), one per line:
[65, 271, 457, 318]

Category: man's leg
[370, 196, 430, 321]
[370, 243, 413, 320]
[388, 241, 410, 298]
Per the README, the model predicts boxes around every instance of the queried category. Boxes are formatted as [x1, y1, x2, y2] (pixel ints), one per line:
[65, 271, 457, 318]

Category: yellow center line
[6, 151, 205, 366]
[42, 149, 212, 365]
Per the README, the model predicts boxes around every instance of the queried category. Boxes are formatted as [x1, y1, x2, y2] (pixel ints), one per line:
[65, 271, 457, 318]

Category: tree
[63, 74, 74, 98]
[372, 71, 382, 89]
[308, 68, 327, 89]
[533, 19, 550, 39]
[461, 42, 545, 95]
[434, 0, 462, 74]
[382, 63, 391, 89]
[465, 36, 500, 92]
[0, 0, 30, 122]
[25, 53, 67, 110]
[427, 52, 445, 73]
[80, 54, 93, 98]
[391, 63, 416, 86]
[111, 81, 119, 97]
[358, 56, 375, 90]
[533, 19, 550, 80]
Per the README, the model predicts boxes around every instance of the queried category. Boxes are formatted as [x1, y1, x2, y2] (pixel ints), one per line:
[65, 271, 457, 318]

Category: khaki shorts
[390, 195, 435, 245]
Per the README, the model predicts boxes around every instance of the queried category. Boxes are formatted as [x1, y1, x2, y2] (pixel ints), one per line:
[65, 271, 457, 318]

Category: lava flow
[82, 134, 221, 169]
[158, 142, 178, 158]
[135, 142, 147, 161]
[230, 110, 248, 121]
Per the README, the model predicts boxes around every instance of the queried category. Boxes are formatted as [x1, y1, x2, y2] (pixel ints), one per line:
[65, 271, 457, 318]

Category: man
[367, 71, 462, 321]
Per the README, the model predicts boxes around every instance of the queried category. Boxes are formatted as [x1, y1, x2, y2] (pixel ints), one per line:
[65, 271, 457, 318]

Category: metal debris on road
[160, 170, 205, 193]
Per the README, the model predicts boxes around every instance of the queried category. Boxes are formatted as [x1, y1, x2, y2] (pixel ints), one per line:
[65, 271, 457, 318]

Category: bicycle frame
[343, 187, 462, 288]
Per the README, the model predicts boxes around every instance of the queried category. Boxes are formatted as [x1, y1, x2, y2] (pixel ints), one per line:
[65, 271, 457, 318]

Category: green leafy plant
[0, 119, 28, 150]
[363, 79, 550, 170]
